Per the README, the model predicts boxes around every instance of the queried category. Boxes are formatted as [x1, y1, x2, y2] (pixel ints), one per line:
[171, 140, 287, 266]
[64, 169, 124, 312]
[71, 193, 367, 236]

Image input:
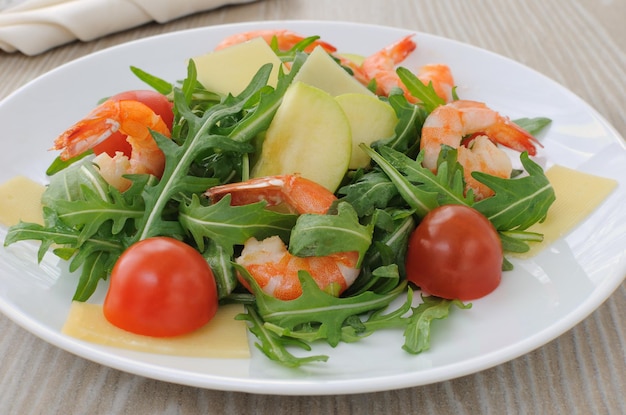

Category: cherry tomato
[103, 237, 218, 337]
[405, 205, 502, 301]
[92, 90, 174, 158]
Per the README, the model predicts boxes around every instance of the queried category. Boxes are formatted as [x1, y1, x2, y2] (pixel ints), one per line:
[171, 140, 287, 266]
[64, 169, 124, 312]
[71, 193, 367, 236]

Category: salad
[4, 30, 555, 367]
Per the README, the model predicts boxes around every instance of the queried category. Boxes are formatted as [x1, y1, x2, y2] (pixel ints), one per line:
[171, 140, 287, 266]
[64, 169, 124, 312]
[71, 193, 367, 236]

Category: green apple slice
[335, 93, 398, 169]
[293, 46, 373, 97]
[252, 81, 352, 192]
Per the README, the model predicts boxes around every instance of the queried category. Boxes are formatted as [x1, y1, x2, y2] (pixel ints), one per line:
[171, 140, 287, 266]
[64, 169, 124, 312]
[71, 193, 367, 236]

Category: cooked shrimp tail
[361, 35, 455, 103]
[361, 34, 417, 99]
[52, 99, 171, 191]
[215, 29, 337, 53]
[206, 174, 337, 215]
[421, 100, 541, 199]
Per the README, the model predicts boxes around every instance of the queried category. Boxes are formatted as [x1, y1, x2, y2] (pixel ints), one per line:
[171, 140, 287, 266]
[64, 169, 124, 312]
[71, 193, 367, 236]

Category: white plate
[0, 21, 624, 396]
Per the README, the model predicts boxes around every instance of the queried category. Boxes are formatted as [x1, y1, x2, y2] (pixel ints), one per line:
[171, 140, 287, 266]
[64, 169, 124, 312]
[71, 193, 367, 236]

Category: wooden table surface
[1, 0, 624, 413]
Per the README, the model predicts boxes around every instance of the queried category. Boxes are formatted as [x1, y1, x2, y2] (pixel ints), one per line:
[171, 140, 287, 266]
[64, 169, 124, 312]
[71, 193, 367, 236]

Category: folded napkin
[0, 0, 257, 55]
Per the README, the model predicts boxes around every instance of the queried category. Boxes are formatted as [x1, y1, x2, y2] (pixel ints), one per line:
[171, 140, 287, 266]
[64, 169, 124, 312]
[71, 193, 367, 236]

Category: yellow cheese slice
[0, 176, 45, 226]
[62, 302, 250, 358]
[513, 165, 617, 258]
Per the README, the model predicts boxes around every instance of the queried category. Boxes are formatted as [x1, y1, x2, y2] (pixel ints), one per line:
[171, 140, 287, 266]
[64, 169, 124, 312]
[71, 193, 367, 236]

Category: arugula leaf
[130, 66, 173, 95]
[45, 151, 94, 176]
[237, 305, 329, 368]
[499, 229, 544, 253]
[340, 288, 414, 342]
[337, 171, 399, 217]
[269, 36, 322, 63]
[396, 66, 446, 113]
[243, 267, 407, 347]
[360, 144, 437, 217]
[403, 295, 471, 354]
[350, 212, 415, 295]
[71, 250, 116, 302]
[201, 239, 238, 299]
[52, 185, 143, 244]
[179, 194, 297, 254]
[248, 281, 472, 362]
[378, 145, 472, 207]
[181, 61, 197, 105]
[514, 117, 552, 136]
[472, 152, 555, 231]
[375, 93, 427, 154]
[288, 202, 373, 264]
[42, 160, 110, 206]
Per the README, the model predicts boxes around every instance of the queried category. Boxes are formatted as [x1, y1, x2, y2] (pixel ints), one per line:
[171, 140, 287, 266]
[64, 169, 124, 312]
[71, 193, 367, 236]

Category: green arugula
[337, 171, 400, 217]
[202, 239, 238, 299]
[288, 202, 373, 265]
[348, 212, 415, 296]
[403, 295, 471, 354]
[241, 267, 408, 347]
[396, 66, 446, 113]
[237, 305, 329, 368]
[472, 152, 555, 231]
[514, 117, 552, 136]
[3, 42, 558, 368]
[180, 195, 297, 255]
[238, 267, 470, 366]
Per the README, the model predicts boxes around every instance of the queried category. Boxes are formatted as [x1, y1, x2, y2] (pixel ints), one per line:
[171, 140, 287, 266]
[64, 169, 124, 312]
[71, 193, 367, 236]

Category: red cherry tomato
[103, 237, 218, 337]
[405, 205, 502, 301]
[92, 90, 174, 158]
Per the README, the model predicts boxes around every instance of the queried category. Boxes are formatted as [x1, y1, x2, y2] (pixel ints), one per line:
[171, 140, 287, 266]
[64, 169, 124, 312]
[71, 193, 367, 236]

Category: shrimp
[420, 100, 541, 199]
[360, 35, 455, 103]
[236, 236, 360, 300]
[206, 174, 336, 215]
[206, 174, 360, 300]
[416, 63, 455, 103]
[52, 99, 171, 191]
[214, 29, 337, 54]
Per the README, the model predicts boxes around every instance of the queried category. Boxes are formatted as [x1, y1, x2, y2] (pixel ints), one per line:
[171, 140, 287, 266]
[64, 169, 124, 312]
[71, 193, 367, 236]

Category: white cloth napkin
[0, 0, 257, 55]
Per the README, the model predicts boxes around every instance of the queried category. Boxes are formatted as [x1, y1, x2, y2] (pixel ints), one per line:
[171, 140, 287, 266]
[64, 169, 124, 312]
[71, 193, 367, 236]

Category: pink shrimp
[52, 99, 171, 191]
[235, 236, 360, 300]
[206, 174, 336, 215]
[360, 35, 455, 103]
[420, 100, 541, 199]
[206, 175, 360, 300]
[214, 29, 337, 54]
[416, 63, 455, 103]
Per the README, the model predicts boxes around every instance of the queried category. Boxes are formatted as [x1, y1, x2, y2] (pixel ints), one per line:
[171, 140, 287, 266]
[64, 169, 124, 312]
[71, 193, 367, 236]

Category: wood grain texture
[0, 0, 624, 414]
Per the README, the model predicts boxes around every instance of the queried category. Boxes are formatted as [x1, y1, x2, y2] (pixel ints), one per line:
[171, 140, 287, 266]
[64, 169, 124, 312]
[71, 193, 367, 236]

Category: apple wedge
[293, 46, 373, 97]
[335, 93, 398, 169]
[252, 81, 352, 192]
